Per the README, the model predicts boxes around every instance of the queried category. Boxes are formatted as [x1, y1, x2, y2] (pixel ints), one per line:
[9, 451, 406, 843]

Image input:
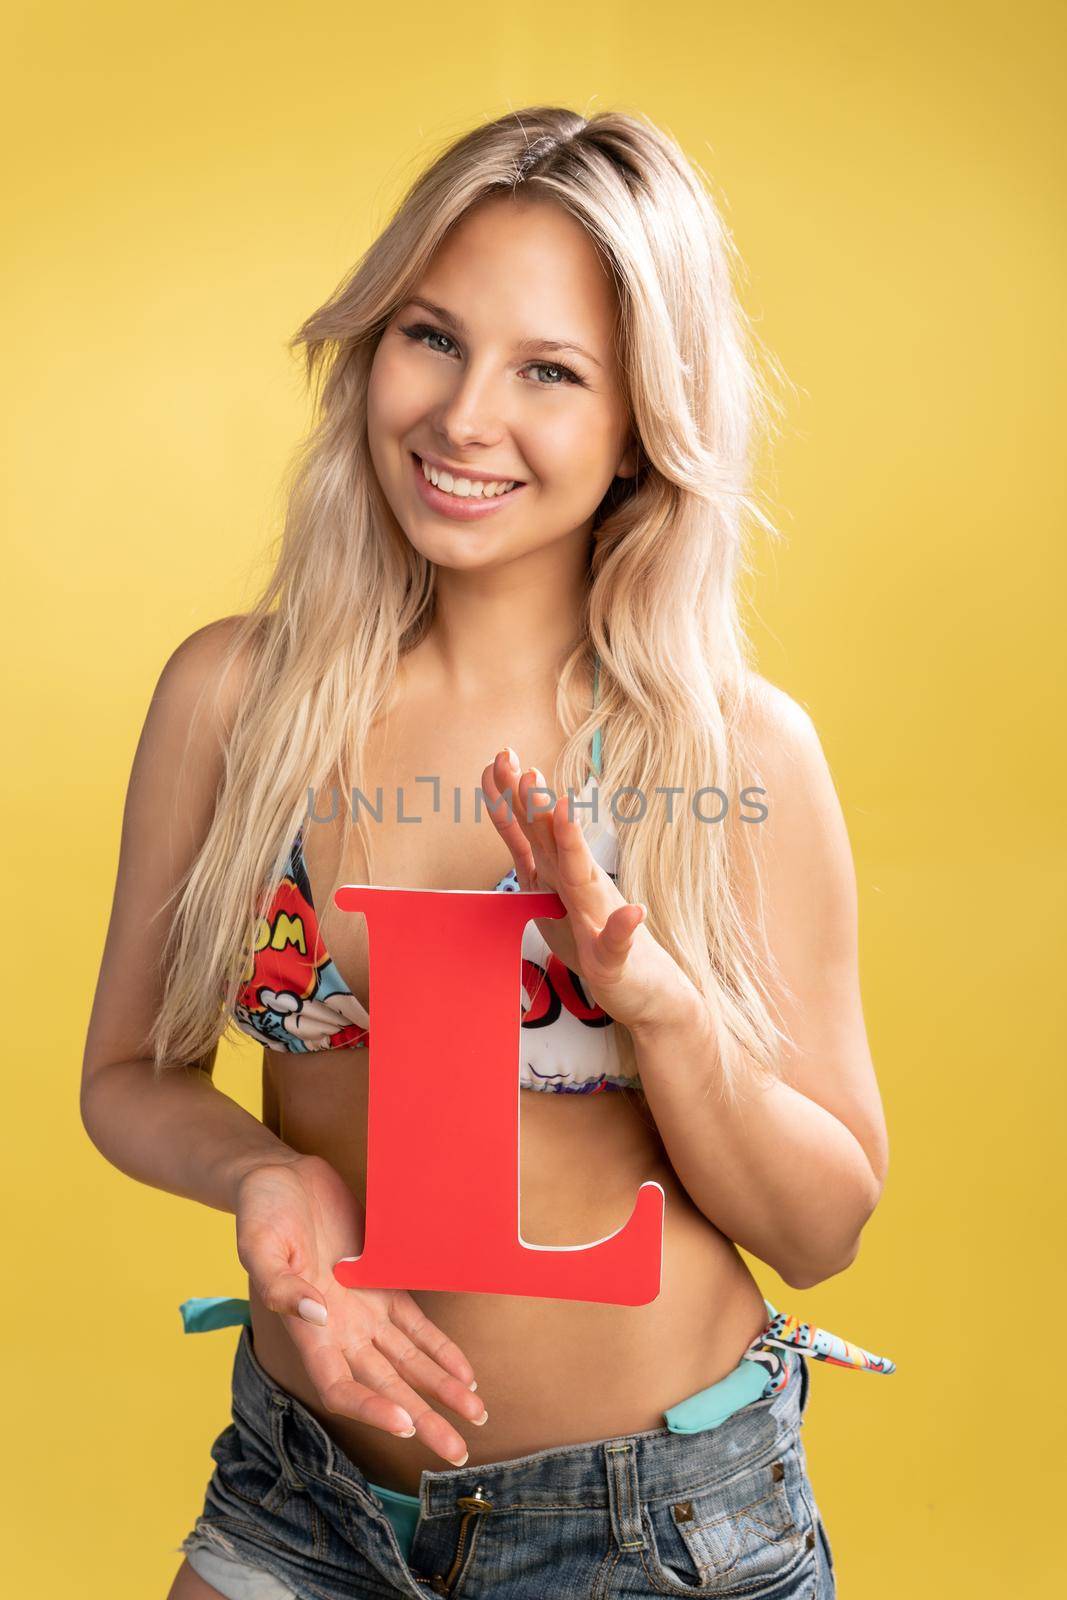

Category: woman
[82, 105, 894, 1599]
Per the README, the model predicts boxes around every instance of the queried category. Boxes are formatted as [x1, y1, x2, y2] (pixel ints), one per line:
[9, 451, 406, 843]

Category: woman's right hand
[235, 1152, 487, 1467]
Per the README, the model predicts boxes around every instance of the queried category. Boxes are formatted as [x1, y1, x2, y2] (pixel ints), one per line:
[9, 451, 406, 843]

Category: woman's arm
[81, 628, 487, 1458]
[483, 684, 889, 1290]
[629, 684, 890, 1289]
[80, 1056, 302, 1214]
[80, 616, 293, 1214]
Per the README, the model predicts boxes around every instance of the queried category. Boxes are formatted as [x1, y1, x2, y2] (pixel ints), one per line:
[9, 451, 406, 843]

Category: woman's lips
[410, 452, 527, 522]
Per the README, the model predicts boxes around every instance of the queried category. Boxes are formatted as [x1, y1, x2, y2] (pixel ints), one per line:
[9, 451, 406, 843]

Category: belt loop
[604, 1441, 645, 1553]
[268, 1393, 307, 1492]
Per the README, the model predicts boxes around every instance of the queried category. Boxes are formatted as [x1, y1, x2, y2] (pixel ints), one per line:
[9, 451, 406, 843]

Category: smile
[410, 452, 527, 522]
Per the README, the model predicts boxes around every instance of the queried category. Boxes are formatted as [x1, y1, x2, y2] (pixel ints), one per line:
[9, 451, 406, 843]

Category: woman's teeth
[419, 456, 518, 498]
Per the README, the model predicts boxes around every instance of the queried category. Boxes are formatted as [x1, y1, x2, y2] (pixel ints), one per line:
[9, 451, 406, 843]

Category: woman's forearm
[630, 986, 882, 1288]
[80, 1060, 302, 1214]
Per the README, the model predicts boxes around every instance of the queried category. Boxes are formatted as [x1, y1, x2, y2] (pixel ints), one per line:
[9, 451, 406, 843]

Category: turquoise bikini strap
[180, 1294, 252, 1332]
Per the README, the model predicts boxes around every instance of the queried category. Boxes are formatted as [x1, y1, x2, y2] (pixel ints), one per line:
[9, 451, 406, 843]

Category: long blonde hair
[151, 104, 794, 1108]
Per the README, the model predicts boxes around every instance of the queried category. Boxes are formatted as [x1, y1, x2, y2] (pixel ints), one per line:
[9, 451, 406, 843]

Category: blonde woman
[82, 105, 894, 1600]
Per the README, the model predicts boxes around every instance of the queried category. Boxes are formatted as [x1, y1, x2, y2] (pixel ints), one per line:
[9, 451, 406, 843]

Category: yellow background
[5, 1, 1062, 1593]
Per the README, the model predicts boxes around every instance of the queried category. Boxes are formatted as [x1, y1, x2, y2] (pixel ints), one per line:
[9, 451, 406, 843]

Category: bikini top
[233, 662, 641, 1095]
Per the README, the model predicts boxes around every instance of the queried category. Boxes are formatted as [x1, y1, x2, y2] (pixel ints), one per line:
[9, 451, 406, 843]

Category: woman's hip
[177, 1321, 834, 1598]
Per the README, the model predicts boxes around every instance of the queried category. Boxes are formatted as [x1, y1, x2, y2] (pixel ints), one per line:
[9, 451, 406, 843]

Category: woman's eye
[400, 322, 457, 357]
[398, 322, 584, 387]
[526, 360, 582, 387]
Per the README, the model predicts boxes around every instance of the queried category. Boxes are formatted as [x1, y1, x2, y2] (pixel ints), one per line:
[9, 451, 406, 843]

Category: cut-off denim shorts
[174, 1311, 851, 1599]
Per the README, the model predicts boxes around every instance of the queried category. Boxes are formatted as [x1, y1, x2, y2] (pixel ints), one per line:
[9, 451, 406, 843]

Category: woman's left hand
[480, 749, 697, 1033]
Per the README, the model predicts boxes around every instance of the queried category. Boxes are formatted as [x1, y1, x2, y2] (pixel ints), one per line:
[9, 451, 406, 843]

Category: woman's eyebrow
[401, 295, 602, 369]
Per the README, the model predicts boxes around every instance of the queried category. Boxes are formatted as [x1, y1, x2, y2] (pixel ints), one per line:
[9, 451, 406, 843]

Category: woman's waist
[246, 1217, 767, 1496]
[272, 1065, 673, 1211]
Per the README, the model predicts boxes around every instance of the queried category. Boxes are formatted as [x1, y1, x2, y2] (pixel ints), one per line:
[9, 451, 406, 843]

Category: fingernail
[393, 1411, 416, 1436]
[469, 1380, 478, 1391]
[506, 747, 519, 772]
[297, 1297, 327, 1325]
[450, 1450, 469, 1467]
[473, 1409, 489, 1426]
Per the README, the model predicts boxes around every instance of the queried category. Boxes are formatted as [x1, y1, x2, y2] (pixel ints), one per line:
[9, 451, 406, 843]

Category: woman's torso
[246, 649, 769, 1494]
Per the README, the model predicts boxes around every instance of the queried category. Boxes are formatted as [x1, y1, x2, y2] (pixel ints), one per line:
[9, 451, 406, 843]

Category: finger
[241, 1231, 329, 1325]
[530, 910, 581, 971]
[339, 1335, 473, 1467]
[294, 1328, 419, 1439]
[519, 766, 559, 867]
[596, 904, 646, 967]
[272, 1273, 330, 1325]
[372, 1319, 488, 1427]
[552, 796, 602, 894]
[386, 1291, 479, 1390]
[481, 754, 536, 888]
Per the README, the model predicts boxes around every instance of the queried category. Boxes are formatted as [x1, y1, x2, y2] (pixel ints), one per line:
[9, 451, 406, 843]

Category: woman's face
[367, 195, 636, 570]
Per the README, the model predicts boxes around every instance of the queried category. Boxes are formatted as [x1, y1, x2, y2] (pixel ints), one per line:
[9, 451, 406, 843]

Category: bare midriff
[249, 1044, 770, 1498]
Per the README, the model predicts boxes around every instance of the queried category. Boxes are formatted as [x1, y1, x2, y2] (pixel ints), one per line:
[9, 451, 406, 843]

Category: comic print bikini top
[232, 658, 642, 1095]
[197, 658, 896, 1403]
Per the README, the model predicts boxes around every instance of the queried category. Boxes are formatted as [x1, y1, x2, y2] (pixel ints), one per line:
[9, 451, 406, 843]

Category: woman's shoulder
[161, 611, 264, 682]
[154, 612, 266, 743]
[729, 670, 844, 869]
[732, 670, 852, 898]
[735, 670, 821, 766]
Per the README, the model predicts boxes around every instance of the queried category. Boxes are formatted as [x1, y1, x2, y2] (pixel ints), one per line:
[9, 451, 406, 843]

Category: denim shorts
[176, 1323, 837, 1599]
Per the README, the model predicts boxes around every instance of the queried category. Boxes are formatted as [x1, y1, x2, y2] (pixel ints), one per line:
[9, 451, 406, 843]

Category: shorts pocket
[642, 1439, 817, 1597]
[207, 1413, 290, 1517]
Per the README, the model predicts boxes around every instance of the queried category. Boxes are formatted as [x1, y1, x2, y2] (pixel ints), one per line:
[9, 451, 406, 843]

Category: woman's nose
[434, 365, 513, 444]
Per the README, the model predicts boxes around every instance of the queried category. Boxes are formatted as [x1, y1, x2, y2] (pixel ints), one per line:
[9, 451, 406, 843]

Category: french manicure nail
[395, 1425, 417, 1437]
[469, 1380, 478, 1391]
[473, 1409, 489, 1426]
[506, 747, 519, 771]
[451, 1450, 469, 1467]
